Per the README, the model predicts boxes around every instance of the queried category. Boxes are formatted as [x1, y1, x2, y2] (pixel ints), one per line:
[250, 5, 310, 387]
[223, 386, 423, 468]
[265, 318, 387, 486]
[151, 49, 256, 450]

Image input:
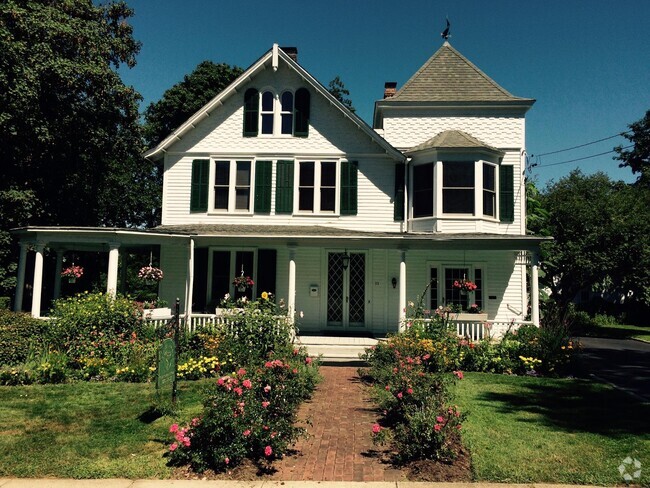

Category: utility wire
[532, 130, 631, 157]
[533, 145, 633, 169]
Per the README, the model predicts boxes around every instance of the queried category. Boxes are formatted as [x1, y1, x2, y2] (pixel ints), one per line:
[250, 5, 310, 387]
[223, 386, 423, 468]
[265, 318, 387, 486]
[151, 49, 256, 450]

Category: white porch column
[288, 247, 296, 323]
[531, 252, 540, 327]
[398, 250, 407, 332]
[185, 238, 195, 321]
[53, 249, 64, 300]
[14, 242, 28, 312]
[106, 243, 120, 297]
[31, 242, 46, 318]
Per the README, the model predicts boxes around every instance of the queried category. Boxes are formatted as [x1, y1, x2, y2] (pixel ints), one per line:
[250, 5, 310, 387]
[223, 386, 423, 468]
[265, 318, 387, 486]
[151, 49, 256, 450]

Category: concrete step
[295, 336, 380, 361]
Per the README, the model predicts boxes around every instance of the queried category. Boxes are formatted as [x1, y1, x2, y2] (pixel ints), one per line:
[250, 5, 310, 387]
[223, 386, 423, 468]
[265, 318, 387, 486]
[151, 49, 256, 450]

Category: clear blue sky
[118, 0, 650, 187]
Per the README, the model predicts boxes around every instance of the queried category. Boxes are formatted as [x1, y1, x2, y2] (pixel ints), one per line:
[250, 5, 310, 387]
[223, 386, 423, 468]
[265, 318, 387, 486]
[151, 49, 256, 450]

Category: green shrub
[0, 364, 34, 385]
[49, 292, 146, 364]
[0, 297, 10, 310]
[0, 309, 51, 366]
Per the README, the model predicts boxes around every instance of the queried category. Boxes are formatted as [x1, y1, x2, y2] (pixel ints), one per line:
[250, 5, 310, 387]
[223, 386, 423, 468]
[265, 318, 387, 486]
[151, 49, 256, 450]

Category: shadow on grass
[475, 377, 650, 437]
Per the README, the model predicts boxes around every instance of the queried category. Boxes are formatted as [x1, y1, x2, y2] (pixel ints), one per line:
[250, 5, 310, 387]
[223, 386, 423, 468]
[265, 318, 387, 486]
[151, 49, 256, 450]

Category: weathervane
[441, 17, 451, 40]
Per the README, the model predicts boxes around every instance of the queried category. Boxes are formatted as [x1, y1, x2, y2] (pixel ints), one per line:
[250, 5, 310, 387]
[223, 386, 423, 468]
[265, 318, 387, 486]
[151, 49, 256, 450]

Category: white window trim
[258, 88, 297, 138]
[294, 159, 341, 215]
[409, 160, 500, 222]
[427, 262, 487, 310]
[208, 158, 256, 214]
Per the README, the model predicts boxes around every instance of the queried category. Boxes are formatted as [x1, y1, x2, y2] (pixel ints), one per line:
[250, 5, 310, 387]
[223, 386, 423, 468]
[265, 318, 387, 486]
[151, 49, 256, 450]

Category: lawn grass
[578, 321, 650, 342]
[455, 372, 650, 486]
[0, 380, 210, 478]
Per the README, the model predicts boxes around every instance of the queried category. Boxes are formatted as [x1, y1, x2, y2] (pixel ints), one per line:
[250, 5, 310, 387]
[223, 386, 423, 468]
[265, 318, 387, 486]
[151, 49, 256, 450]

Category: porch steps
[295, 335, 381, 362]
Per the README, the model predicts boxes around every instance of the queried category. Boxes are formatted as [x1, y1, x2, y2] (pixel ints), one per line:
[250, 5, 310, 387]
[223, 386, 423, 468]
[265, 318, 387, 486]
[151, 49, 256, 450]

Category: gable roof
[405, 129, 504, 156]
[390, 42, 534, 103]
[144, 45, 404, 162]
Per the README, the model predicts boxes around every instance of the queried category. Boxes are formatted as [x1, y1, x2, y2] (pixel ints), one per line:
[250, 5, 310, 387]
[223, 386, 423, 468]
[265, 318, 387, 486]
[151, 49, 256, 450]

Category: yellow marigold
[261, 291, 269, 300]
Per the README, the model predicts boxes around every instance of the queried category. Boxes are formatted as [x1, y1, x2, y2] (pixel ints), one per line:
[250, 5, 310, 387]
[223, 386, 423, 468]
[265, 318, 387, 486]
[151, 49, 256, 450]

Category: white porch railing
[143, 314, 532, 342]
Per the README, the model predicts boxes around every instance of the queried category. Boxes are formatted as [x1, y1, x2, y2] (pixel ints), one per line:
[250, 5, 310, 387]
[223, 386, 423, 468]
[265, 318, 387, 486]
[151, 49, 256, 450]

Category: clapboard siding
[162, 156, 402, 232]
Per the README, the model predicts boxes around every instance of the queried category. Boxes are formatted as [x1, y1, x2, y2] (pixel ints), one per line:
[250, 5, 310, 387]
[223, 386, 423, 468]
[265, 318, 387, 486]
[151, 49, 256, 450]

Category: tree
[327, 76, 355, 113]
[143, 61, 244, 149]
[534, 170, 650, 311]
[615, 109, 650, 186]
[0, 0, 155, 296]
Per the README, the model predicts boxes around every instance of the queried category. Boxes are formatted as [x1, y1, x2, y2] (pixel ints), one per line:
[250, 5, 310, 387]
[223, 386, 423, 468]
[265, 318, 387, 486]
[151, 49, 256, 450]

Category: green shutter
[499, 165, 515, 223]
[254, 160, 272, 213]
[340, 160, 358, 216]
[294, 88, 310, 137]
[190, 159, 209, 212]
[275, 160, 294, 214]
[394, 162, 405, 221]
[243, 88, 259, 137]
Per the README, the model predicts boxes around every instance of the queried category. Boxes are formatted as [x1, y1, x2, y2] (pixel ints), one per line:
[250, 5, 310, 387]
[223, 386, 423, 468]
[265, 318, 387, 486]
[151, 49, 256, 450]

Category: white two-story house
[13, 42, 546, 337]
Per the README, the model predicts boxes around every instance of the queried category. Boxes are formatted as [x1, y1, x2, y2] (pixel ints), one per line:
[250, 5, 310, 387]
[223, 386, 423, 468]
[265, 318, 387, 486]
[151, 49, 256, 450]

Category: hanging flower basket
[138, 265, 164, 283]
[233, 275, 254, 292]
[61, 265, 83, 283]
[453, 279, 477, 294]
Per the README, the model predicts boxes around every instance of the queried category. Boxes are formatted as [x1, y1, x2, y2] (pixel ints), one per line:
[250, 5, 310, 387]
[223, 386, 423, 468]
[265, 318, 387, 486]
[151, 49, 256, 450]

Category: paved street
[576, 336, 650, 402]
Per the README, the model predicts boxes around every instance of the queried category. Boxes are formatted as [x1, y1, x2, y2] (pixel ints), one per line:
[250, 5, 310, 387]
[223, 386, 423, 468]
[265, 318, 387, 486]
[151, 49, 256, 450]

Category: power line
[533, 145, 633, 169]
[532, 130, 631, 158]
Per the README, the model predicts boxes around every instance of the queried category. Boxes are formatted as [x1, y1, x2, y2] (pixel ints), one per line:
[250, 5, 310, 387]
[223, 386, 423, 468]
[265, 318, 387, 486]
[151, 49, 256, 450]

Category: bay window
[483, 163, 496, 217]
[413, 163, 434, 218]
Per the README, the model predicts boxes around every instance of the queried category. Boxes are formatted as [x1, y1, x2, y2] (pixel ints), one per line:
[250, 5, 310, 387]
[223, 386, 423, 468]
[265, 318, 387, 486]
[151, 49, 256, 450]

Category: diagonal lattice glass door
[327, 252, 365, 328]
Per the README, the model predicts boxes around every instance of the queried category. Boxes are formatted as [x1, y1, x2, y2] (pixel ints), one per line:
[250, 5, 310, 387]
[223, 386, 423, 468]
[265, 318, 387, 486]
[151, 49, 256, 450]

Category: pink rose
[225, 457, 230, 464]
[242, 379, 252, 389]
[436, 416, 444, 423]
[262, 401, 270, 408]
[169, 423, 179, 433]
[372, 423, 381, 434]
[305, 357, 312, 364]
[264, 385, 271, 393]
[453, 370, 464, 380]
[407, 388, 413, 395]
[169, 442, 178, 452]
[264, 445, 273, 457]
[434, 424, 441, 432]
[243, 429, 251, 437]
[397, 392, 403, 399]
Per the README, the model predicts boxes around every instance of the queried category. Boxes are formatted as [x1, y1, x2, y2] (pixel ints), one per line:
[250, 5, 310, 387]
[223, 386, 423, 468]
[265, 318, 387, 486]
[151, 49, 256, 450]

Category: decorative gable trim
[144, 45, 405, 162]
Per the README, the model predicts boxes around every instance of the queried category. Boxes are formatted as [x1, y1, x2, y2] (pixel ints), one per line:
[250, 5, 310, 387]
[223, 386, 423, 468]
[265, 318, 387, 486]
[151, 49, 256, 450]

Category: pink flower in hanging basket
[61, 265, 83, 279]
[452, 279, 477, 292]
[232, 275, 254, 288]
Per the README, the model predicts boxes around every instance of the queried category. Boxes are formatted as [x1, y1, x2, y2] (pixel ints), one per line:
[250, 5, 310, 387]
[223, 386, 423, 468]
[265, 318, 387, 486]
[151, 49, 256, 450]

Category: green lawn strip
[579, 322, 650, 342]
[0, 380, 209, 478]
[455, 373, 650, 485]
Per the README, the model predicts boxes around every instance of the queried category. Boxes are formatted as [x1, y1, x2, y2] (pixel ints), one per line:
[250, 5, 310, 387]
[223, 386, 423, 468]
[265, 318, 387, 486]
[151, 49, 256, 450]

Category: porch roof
[12, 225, 550, 252]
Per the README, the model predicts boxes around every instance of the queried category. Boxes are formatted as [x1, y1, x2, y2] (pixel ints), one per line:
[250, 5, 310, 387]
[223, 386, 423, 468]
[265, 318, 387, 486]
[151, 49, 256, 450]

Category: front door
[327, 252, 365, 328]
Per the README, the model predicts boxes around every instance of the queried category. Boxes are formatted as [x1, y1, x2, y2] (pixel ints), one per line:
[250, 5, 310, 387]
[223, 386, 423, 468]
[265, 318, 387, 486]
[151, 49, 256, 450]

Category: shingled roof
[405, 130, 505, 156]
[389, 42, 533, 103]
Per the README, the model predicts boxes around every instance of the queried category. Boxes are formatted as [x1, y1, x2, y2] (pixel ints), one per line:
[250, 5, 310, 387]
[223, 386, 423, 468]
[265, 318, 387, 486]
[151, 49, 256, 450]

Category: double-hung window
[483, 163, 496, 217]
[260, 91, 275, 135]
[298, 160, 338, 213]
[429, 265, 484, 312]
[280, 91, 294, 135]
[413, 163, 434, 218]
[442, 161, 475, 214]
[212, 160, 253, 212]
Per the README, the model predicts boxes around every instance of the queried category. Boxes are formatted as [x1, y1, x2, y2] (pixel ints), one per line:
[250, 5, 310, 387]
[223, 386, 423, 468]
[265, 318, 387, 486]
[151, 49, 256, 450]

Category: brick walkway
[272, 365, 405, 482]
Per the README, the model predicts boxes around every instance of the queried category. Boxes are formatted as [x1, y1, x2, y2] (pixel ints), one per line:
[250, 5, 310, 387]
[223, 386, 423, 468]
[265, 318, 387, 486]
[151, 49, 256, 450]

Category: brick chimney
[281, 47, 298, 62]
[384, 82, 397, 99]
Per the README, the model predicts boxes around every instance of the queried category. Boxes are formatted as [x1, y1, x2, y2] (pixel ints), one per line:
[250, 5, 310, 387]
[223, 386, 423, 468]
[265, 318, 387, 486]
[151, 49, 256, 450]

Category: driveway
[576, 336, 650, 402]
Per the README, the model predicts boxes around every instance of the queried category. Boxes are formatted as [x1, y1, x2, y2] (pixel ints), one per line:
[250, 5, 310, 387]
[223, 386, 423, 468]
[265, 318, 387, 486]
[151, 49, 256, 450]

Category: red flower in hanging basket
[232, 275, 254, 288]
[61, 265, 83, 279]
[453, 279, 477, 292]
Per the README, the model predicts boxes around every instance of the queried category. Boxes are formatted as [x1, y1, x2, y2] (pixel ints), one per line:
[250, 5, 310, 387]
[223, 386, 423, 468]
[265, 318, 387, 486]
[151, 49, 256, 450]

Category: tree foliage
[615, 109, 650, 187]
[0, 0, 157, 296]
[327, 76, 355, 113]
[531, 170, 650, 310]
[143, 61, 244, 148]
